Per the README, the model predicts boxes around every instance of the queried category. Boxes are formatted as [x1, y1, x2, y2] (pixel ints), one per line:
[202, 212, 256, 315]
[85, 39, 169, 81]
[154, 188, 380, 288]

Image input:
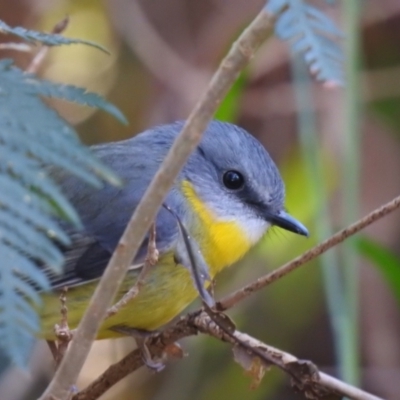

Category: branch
[52, 288, 73, 367]
[73, 311, 383, 400]
[0, 42, 32, 52]
[218, 193, 400, 311]
[26, 16, 69, 74]
[39, 8, 275, 400]
[194, 314, 383, 400]
[105, 224, 158, 319]
[72, 316, 198, 400]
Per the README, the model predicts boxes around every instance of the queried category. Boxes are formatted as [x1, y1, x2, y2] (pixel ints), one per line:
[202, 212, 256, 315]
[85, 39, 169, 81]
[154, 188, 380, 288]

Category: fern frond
[0, 20, 108, 53]
[266, 0, 344, 84]
[0, 58, 123, 366]
[0, 243, 40, 366]
[31, 77, 128, 125]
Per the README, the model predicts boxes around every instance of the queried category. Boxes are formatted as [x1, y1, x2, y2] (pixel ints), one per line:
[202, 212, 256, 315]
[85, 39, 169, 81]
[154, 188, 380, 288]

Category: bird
[38, 120, 308, 343]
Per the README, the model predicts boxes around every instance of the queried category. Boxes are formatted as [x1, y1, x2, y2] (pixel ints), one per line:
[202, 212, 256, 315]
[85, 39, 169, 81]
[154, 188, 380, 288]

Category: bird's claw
[110, 325, 165, 371]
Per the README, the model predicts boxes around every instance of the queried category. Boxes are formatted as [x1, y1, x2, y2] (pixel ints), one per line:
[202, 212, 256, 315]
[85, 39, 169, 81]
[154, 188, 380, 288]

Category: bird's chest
[194, 219, 253, 275]
[182, 180, 254, 274]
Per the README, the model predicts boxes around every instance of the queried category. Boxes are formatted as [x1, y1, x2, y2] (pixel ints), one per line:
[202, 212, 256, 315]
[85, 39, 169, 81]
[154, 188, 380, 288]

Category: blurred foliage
[364, 15, 400, 136]
[373, 99, 400, 134]
[215, 72, 247, 122]
[267, 0, 343, 84]
[357, 236, 400, 305]
[37, 0, 120, 125]
[0, 22, 123, 367]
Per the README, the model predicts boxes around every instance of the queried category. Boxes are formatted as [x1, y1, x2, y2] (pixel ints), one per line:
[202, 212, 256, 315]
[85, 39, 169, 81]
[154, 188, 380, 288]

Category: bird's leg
[110, 326, 165, 372]
[163, 204, 215, 308]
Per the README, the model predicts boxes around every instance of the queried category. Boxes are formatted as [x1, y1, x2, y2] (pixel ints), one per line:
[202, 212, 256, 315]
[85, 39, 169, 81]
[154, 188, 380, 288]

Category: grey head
[177, 121, 308, 243]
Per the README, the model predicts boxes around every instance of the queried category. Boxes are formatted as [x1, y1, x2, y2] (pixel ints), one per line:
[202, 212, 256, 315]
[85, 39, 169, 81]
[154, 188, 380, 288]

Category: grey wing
[49, 230, 100, 289]
[47, 136, 182, 290]
[48, 199, 180, 290]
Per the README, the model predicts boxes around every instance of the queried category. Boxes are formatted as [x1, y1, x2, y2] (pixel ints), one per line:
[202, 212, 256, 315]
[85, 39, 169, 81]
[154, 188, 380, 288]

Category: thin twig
[53, 287, 73, 367]
[218, 193, 400, 311]
[26, 16, 69, 74]
[0, 42, 32, 52]
[105, 224, 158, 319]
[72, 311, 383, 400]
[39, 8, 275, 400]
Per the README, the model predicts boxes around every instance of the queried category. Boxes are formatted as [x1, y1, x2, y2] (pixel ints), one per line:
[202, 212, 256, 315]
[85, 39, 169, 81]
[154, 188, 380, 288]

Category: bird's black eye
[223, 170, 245, 190]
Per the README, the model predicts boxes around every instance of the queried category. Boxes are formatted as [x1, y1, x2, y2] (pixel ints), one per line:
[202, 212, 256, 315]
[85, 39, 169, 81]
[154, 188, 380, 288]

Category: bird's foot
[110, 326, 165, 372]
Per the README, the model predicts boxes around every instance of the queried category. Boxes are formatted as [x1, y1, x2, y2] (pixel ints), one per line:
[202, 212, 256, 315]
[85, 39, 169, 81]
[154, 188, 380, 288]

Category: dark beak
[266, 210, 309, 237]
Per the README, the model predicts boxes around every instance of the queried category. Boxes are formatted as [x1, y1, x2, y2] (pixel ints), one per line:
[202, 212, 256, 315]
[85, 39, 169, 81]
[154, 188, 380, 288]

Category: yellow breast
[39, 182, 256, 340]
[181, 180, 252, 275]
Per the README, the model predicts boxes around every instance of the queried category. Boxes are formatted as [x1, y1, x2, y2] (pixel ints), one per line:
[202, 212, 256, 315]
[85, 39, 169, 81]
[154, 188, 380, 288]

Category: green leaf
[356, 236, 400, 304]
[0, 19, 108, 53]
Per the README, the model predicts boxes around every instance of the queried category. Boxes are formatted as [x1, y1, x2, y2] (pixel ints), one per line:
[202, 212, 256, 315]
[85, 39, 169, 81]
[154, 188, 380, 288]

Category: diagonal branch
[72, 315, 198, 400]
[218, 193, 400, 311]
[194, 313, 383, 400]
[39, 8, 276, 400]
